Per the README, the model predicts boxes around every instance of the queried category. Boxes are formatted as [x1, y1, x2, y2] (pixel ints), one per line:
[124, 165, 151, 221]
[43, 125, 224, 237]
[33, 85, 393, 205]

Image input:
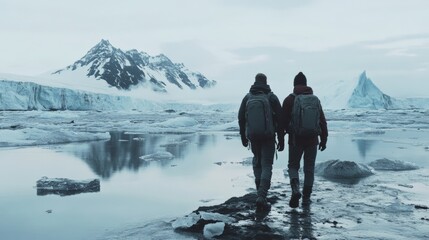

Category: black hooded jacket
[238, 82, 284, 140]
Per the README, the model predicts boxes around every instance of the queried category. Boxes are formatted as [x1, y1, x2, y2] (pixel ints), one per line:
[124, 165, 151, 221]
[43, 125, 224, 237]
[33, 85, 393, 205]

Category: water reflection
[287, 206, 315, 239]
[73, 132, 216, 179]
[353, 139, 376, 159]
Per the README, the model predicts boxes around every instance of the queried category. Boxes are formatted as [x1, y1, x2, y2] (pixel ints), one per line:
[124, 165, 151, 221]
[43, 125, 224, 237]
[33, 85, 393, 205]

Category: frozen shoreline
[1, 109, 428, 148]
[102, 167, 429, 240]
[0, 109, 428, 239]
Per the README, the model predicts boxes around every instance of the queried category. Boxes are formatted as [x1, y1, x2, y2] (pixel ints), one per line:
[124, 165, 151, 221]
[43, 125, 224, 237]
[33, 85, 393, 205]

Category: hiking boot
[302, 185, 312, 206]
[302, 197, 312, 206]
[289, 178, 301, 208]
[256, 196, 270, 211]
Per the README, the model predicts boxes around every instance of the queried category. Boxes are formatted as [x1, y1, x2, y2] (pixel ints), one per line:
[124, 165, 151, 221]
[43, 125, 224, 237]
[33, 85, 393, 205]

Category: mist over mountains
[0, 38, 427, 111]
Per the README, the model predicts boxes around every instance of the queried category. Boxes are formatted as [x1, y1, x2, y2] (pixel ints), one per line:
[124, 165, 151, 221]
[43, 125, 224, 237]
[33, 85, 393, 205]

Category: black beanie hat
[294, 72, 307, 86]
[255, 73, 267, 84]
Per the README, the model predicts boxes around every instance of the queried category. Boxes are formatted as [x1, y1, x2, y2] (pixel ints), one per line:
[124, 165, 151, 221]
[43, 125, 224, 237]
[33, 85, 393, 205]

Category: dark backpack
[289, 93, 322, 137]
[245, 92, 275, 141]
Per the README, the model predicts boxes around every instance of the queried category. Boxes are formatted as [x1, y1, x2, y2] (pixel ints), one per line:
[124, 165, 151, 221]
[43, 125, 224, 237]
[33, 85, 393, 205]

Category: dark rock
[415, 204, 429, 210]
[315, 159, 374, 180]
[175, 193, 287, 239]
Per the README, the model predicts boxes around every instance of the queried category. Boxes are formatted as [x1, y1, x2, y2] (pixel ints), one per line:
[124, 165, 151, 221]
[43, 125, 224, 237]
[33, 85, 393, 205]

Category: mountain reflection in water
[73, 132, 216, 179]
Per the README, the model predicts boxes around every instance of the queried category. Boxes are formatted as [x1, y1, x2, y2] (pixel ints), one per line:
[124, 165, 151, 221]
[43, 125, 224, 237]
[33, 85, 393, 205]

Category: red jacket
[281, 85, 328, 146]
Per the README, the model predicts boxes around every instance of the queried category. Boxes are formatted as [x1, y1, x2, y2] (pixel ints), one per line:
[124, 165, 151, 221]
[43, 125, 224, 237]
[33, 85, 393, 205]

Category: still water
[0, 131, 427, 240]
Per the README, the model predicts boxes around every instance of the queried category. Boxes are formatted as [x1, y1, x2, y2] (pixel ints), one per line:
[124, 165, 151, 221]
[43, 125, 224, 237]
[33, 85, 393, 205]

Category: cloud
[365, 37, 429, 57]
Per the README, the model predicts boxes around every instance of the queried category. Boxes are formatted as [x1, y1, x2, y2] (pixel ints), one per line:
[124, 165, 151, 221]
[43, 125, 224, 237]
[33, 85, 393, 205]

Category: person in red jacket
[281, 72, 328, 208]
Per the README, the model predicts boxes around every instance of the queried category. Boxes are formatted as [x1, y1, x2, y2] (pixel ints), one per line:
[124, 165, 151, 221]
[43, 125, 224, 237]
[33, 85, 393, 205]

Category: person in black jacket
[238, 73, 285, 211]
[281, 72, 328, 208]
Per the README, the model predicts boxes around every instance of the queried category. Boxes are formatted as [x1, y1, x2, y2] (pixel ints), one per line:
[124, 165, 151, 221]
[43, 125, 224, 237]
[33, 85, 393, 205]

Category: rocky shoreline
[170, 159, 428, 239]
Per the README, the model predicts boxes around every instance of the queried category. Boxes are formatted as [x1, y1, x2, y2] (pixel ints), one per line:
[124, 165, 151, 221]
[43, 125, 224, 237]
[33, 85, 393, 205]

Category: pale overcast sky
[1, 0, 429, 100]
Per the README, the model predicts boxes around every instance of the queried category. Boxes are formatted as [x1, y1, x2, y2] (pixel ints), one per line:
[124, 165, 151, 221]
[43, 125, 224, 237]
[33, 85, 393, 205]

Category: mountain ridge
[51, 40, 216, 92]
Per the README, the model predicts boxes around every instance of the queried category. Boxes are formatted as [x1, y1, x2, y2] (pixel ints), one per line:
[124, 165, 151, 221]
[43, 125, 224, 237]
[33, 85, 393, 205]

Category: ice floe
[36, 176, 100, 196]
[139, 151, 174, 162]
[153, 116, 199, 128]
[0, 127, 110, 147]
[171, 211, 233, 230]
[203, 222, 225, 239]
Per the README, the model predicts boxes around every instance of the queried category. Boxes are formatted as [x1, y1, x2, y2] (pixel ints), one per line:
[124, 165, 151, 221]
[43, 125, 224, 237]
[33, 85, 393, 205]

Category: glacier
[0, 79, 161, 111]
[0, 79, 234, 111]
[2, 70, 428, 111]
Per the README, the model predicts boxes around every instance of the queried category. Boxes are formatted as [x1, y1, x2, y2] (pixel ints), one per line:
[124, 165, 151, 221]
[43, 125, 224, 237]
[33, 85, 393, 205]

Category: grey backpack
[289, 93, 322, 137]
[245, 92, 275, 141]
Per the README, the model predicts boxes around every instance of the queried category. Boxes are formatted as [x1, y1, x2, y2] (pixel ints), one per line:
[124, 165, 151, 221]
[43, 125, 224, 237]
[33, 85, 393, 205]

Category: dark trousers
[251, 139, 275, 198]
[288, 144, 317, 187]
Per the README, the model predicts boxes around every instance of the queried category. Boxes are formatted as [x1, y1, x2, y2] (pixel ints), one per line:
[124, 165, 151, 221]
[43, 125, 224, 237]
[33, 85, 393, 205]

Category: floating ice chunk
[315, 159, 374, 179]
[139, 151, 174, 161]
[199, 212, 234, 223]
[171, 211, 233, 230]
[0, 128, 110, 147]
[368, 158, 419, 171]
[153, 116, 199, 128]
[239, 157, 253, 166]
[171, 212, 201, 229]
[204, 222, 225, 239]
[384, 198, 414, 213]
[362, 130, 385, 135]
[160, 140, 189, 147]
[36, 176, 100, 196]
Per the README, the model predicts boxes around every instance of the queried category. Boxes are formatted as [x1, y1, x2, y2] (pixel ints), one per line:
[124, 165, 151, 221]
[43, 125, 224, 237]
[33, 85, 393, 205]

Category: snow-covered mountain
[50, 40, 216, 92]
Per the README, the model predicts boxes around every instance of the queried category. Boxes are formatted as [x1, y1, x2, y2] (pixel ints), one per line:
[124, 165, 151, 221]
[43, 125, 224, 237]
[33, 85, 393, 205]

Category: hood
[249, 82, 272, 94]
[293, 85, 313, 95]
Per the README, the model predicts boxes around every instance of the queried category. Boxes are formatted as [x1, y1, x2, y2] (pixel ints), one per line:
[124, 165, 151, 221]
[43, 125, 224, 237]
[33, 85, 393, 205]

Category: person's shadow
[287, 205, 316, 239]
